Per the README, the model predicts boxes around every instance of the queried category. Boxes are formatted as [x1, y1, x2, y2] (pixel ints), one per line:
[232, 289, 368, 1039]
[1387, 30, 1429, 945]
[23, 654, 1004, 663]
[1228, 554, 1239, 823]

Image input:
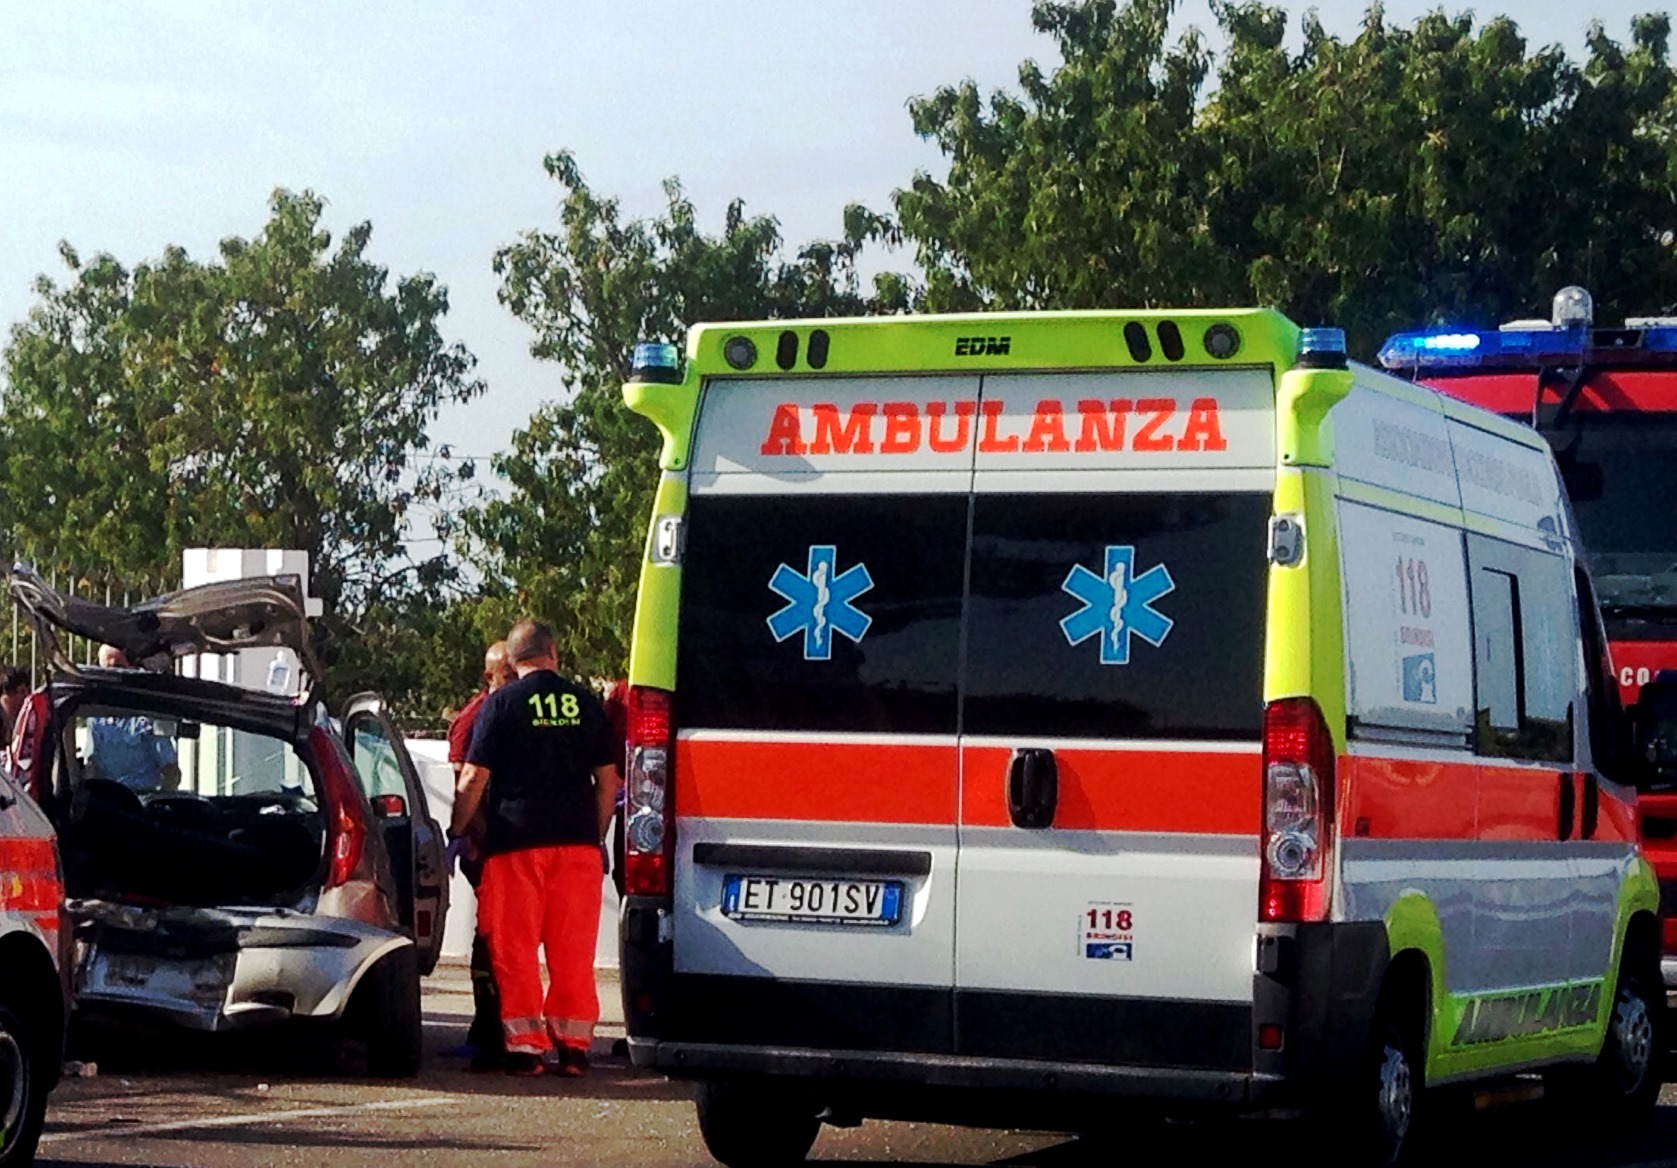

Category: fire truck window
[1469, 536, 1576, 762]
[1551, 414, 1677, 631]
[962, 491, 1268, 741]
[677, 492, 967, 735]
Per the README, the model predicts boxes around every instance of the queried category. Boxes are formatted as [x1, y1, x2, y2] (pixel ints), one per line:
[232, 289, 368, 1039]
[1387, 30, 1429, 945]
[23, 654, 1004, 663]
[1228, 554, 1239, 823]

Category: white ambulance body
[617, 311, 1662, 1166]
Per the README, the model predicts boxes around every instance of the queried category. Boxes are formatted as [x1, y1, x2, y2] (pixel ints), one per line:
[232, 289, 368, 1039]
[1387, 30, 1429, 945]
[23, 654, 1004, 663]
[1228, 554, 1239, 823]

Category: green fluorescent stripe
[1334, 478, 1464, 527]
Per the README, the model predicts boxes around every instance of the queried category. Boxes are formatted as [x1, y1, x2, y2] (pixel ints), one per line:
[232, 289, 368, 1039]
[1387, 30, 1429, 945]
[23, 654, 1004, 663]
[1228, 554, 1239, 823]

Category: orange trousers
[478, 844, 603, 1054]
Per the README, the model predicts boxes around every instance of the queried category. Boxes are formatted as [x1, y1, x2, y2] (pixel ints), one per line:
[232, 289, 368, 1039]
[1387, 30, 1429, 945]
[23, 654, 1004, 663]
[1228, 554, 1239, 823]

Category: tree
[0, 190, 485, 701]
[473, 151, 904, 678]
[890, 0, 1677, 353]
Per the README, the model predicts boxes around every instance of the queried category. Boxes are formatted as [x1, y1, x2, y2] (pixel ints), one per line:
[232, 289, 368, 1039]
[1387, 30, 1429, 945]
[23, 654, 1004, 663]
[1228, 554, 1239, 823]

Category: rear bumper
[621, 896, 1387, 1116]
[630, 1037, 1281, 1107]
[71, 902, 409, 1031]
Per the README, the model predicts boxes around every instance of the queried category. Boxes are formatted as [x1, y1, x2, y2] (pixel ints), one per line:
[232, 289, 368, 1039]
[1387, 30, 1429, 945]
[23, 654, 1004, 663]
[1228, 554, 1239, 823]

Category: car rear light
[1259, 697, 1335, 923]
[310, 727, 368, 889]
[0, 837, 61, 913]
[624, 686, 674, 897]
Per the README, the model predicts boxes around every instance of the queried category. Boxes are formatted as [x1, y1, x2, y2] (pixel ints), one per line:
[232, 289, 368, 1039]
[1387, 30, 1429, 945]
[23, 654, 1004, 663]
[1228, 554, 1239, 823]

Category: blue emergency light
[1296, 327, 1348, 370]
[1380, 322, 1677, 370]
[631, 341, 682, 384]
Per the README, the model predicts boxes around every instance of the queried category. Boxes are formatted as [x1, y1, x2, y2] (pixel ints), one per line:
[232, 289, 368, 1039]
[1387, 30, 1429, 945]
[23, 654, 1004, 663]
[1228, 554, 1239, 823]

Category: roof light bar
[1378, 324, 1620, 371]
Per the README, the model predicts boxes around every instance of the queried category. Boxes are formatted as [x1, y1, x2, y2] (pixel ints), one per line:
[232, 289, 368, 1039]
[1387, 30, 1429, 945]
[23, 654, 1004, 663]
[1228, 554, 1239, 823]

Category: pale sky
[1, 1, 1665, 490]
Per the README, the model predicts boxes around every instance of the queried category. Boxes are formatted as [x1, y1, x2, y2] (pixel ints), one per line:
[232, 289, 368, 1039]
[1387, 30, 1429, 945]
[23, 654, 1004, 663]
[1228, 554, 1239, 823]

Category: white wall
[404, 738, 620, 969]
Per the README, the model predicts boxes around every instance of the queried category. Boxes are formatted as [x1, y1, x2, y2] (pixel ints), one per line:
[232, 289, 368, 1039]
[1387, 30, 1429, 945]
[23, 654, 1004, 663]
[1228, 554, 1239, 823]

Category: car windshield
[1544, 413, 1677, 616]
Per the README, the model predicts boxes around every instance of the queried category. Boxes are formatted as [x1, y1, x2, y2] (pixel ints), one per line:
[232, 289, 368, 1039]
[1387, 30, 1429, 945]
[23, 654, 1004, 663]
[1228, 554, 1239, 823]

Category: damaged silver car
[6, 569, 448, 1077]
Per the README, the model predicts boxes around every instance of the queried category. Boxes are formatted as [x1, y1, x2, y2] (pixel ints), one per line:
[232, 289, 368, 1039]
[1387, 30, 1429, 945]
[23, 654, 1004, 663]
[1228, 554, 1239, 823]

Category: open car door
[343, 694, 449, 975]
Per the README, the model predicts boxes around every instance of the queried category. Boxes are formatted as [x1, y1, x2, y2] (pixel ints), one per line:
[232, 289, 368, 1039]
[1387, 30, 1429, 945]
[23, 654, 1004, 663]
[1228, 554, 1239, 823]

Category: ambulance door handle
[1558, 772, 1576, 842]
[1007, 748, 1058, 830]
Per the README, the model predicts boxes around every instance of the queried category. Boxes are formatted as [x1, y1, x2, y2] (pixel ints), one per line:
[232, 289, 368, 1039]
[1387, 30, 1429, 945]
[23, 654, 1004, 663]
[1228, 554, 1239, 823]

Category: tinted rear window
[962, 492, 1269, 740]
[677, 493, 967, 734]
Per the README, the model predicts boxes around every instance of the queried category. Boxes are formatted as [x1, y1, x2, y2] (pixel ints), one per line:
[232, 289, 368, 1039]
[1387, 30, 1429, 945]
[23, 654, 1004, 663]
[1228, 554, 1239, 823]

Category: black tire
[0, 1002, 48, 1167]
[1335, 1004, 1423, 1168]
[357, 946, 423, 1079]
[1584, 948, 1664, 1119]
[695, 1079, 820, 1168]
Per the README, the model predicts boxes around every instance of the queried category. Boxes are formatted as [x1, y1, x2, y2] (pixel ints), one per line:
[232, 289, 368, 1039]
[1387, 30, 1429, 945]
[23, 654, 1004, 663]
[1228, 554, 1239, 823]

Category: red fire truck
[1382, 286, 1677, 983]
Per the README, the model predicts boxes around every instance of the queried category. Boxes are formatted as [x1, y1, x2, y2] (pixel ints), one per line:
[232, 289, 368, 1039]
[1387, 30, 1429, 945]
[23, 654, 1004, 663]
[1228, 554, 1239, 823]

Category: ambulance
[616, 309, 1662, 1166]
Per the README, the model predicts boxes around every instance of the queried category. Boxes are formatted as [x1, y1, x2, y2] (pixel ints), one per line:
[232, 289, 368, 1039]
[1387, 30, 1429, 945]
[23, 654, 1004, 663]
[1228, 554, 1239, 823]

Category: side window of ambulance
[1575, 566, 1626, 777]
[1337, 503, 1474, 739]
[1468, 535, 1576, 761]
[677, 492, 968, 734]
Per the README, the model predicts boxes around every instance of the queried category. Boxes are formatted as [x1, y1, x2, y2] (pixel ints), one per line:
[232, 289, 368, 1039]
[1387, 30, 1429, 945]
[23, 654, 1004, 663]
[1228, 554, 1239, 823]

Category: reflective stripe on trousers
[504, 1016, 546, 1053]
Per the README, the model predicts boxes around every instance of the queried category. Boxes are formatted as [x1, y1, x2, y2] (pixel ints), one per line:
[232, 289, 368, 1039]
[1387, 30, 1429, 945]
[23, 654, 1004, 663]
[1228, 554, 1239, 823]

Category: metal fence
[2, 562, 177, 689]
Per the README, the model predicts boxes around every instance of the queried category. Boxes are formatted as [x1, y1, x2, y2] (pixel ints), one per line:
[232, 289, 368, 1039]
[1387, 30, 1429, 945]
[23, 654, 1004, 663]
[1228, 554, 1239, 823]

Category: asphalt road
[32, 965, 1677, 1168]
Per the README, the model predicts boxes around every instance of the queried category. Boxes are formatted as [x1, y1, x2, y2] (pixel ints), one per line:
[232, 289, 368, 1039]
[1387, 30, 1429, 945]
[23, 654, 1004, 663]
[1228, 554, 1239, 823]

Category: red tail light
[0, 837, 61, 913]
[1259, 697, 1336, 923]
[310, 726, 368, 889]
[624, 686, 674, 897]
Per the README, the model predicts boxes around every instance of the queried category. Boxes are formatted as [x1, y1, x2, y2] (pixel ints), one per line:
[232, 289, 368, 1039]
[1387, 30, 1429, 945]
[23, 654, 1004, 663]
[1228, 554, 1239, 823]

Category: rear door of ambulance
[954, 370, 1272, 1072]
[668, 376, 975, 1056]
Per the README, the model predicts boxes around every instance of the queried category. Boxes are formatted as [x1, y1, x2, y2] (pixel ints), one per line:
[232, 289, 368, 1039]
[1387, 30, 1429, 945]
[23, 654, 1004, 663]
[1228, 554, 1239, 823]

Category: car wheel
[356, 947, 422, 1079]
[0, 1003, 47, 1166]
[695, 1079, 820, 1168]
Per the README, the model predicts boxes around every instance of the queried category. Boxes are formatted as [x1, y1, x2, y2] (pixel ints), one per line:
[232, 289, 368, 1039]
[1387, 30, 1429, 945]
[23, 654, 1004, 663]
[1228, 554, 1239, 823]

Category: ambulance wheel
[0, 1002, 47, 1166]
[695, 1078, 819, 1168]
[1338, 1000, 1423, 1167]
[1584, 949, 1663, 1119]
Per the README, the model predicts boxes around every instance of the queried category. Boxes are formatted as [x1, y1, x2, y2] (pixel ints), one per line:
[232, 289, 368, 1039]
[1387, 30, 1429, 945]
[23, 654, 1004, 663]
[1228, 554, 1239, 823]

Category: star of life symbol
[767, 545, 875, 661]
[1060, 546, 1175, 665]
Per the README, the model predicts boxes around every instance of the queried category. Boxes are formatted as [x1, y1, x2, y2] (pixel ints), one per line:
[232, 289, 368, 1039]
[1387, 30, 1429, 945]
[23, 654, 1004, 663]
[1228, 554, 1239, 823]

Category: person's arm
[592, 763, 622, 843]
[453, 763, 492, 837]
[456, 695, 502, 837]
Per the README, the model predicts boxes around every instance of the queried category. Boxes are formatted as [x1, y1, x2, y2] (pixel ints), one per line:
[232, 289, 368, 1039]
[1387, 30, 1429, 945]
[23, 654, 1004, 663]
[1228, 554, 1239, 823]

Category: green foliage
[892, 0, 1677, 353]
[0, 190, 485, 708]
[473, 152, 904, 678]
[327, 587, 509, 730]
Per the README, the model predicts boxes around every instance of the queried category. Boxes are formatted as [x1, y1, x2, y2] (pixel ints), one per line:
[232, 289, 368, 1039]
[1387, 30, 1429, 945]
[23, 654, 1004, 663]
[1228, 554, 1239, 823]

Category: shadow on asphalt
[808, 1098, 1677, 1168]
[64, 1008, 692, 1101]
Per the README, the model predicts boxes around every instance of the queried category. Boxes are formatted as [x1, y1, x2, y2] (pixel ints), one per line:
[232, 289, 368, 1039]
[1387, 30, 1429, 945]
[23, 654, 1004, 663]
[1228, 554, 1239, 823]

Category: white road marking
[41, 1094, 463, 1145]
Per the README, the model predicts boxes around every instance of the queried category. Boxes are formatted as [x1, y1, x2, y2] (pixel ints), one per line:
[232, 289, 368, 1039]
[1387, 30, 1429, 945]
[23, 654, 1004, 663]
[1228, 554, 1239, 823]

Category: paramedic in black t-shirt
[452, 618, 621, 1077]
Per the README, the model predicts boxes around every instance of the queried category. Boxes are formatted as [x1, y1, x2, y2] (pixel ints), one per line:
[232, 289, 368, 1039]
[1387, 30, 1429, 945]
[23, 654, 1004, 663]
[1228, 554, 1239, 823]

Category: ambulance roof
[625, 308, 1547, 471]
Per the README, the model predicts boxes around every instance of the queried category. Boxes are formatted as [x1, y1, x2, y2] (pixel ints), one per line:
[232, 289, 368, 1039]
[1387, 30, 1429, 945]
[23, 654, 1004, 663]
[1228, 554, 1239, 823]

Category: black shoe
[469, 1049, 505, 1073]
[504, 1051, 546, 1077]
[556, 1047, 590, 1078]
